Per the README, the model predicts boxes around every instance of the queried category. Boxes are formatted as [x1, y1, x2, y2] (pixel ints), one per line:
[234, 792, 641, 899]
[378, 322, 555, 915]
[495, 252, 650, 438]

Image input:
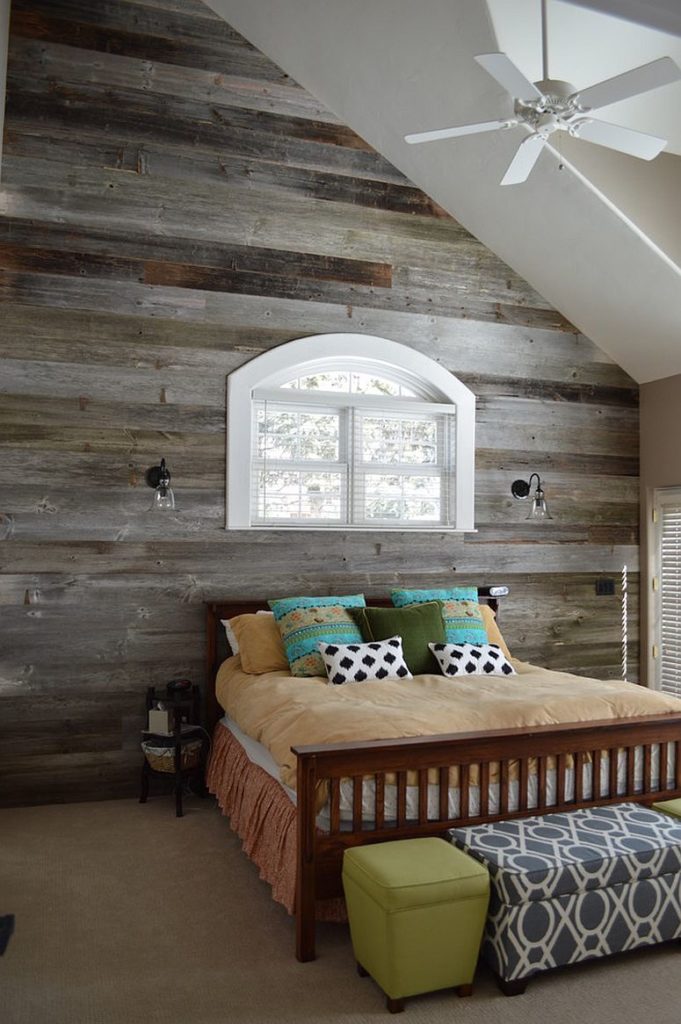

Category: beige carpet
[2, 796, 681, 1024]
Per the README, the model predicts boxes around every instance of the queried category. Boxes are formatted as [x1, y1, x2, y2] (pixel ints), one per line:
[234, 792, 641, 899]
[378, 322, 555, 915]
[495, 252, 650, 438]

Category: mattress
[218, 716, 674, 829]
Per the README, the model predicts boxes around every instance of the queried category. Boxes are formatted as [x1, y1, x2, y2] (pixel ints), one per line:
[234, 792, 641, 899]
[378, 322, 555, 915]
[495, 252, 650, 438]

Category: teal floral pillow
[391, 587, 488, 645]
[268, 594, 366, 677]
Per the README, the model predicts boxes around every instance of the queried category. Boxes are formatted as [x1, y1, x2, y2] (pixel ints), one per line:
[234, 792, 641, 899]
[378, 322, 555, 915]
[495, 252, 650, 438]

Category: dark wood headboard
[204, 586, 509, 730]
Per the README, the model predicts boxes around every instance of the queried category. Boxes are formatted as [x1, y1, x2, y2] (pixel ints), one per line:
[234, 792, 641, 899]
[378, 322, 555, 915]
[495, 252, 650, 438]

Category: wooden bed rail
[293, 713, 681, 961]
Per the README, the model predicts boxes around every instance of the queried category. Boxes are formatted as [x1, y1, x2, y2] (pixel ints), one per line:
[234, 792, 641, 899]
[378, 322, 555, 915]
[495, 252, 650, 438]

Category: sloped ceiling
[205, 0, 681, 384]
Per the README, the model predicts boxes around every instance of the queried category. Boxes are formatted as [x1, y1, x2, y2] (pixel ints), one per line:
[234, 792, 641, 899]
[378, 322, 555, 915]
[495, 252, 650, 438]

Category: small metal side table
[139, 683, 208, 818]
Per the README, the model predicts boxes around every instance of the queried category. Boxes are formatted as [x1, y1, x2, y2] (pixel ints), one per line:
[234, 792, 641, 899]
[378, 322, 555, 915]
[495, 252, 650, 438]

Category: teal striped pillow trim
[391, 587, 478, 606]
[268, 595, 366, 677]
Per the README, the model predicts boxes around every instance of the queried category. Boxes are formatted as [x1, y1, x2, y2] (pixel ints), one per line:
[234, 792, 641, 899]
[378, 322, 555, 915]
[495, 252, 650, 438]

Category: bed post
[296, 750, 318, 962]
[205, 603, 221, 731]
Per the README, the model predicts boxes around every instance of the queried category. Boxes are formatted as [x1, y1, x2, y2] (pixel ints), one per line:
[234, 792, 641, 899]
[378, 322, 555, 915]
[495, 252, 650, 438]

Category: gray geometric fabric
[449, 803, 681, 982]
[449, 803, 681, 906]
[482, 872, 681, 981]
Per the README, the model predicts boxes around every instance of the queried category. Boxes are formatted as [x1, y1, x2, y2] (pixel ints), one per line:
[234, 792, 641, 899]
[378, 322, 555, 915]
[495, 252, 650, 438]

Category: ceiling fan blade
[572, 56, 681, 112]
[405, 119, 513, 144]
[500, 134, 545, 186]
[573, 118, 668, 160]
[475, 53, 543, 101]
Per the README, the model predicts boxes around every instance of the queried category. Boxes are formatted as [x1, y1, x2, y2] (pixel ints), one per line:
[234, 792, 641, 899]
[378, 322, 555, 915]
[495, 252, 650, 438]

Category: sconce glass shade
[511, 473, 553, 521]
[151, 482, 175, 511]
[527, 486, 552, 520]
[146, 458, 175, 511]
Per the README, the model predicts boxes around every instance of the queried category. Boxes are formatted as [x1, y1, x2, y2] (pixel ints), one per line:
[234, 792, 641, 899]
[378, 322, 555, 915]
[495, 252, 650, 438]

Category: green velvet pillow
[391, 587, 488, 645]
[350, 602, 446, 676]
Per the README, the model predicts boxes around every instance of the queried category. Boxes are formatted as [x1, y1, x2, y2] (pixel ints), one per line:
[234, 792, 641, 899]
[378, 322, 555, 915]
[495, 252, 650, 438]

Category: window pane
[256, 470, 342, 521]
[361, 473, 441, 522]
[350, 373, 416, 397]
[281, 372, 350, 392]
[360, 416, 438, 465]
[279, 372, 417, 396]
[257, 408, 339, 461]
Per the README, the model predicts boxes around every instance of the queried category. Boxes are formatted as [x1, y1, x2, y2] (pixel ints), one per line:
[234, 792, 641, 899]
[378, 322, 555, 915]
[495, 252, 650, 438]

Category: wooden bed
[205, 589, 681, 963]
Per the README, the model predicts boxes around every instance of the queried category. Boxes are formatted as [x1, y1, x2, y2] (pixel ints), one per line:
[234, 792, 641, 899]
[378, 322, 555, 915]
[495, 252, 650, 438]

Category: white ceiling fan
[404, 0, 681, 184]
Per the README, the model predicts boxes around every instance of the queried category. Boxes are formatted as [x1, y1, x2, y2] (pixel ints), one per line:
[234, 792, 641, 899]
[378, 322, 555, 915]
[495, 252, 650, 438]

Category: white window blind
[252, 397, 456, 528]
[660, 500, 681, 697]
[352, 408, 454, 526]
[252, 401, 345, 525]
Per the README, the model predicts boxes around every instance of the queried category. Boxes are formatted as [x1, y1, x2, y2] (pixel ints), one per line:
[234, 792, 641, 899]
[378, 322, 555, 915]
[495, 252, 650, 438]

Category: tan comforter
[216, 657, 681, 791]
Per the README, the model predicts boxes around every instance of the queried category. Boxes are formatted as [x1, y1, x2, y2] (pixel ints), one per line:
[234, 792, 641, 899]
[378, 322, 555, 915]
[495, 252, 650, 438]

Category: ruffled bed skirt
[206, 723, 346, 921]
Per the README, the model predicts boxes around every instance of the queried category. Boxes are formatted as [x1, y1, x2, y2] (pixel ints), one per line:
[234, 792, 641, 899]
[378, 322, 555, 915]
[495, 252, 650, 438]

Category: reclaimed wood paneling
[0, 0, 639, 807]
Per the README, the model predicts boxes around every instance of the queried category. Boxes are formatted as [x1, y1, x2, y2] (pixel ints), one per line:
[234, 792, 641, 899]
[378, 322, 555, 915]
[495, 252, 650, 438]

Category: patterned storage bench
[449, 803, 681, 995]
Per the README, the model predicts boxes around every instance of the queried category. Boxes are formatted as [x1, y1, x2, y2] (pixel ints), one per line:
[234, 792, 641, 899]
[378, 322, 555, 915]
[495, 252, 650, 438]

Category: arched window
[226, 334, 475, 531]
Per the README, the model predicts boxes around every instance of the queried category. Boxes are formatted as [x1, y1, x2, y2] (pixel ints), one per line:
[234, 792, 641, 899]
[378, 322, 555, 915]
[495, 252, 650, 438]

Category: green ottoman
[652, 797, 681, 819]
[342, 837, 490, 1013]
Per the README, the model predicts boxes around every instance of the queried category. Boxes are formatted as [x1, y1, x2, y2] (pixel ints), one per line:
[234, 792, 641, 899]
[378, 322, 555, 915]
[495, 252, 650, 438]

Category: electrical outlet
[595, 578, 616, 596]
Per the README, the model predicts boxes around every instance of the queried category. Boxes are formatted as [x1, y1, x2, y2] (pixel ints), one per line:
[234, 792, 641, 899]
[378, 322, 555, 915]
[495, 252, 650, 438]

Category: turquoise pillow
[391, 588, 488, 645]
[268, 594, 366, 677]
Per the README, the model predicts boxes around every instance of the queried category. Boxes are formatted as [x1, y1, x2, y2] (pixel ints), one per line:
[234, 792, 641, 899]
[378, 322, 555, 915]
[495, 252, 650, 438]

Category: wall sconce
[511, 473, 552, 520]
[146, 458, 175, 511]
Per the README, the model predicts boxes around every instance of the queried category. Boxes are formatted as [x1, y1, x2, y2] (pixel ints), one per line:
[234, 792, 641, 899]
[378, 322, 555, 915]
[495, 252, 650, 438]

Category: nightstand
[139, 683, 208, 817]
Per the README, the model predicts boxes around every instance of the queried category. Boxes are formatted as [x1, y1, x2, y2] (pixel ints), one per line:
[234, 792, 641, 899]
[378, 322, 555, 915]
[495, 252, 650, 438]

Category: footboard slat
[557, 754, 566, 806]
[375, 774, 385, 830]
[644, 745, 652, 795]
[330, 778, 340, 834]
[293, 713, 681, 962]
[397, 771, 407, 826]
[460, 764, 470, 820]
[480, 762, 490, 817]
[626, 747, 635, 797]
[660, 743, 669, 791]
[574, 752, 584, 804]
[537, 756, 547, 807]
[439, 767, 449, 820]
[352, 776, 363, 831]
[418, 770, 428, 824]
[518, 759, 528, 813]
[500, 761, 509, 815]
[592, 749, 602, 801]
[609, 748, 618, 798]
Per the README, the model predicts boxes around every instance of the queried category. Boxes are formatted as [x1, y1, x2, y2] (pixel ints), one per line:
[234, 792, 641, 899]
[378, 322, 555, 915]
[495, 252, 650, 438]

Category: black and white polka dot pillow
[318, 636, 412, 685]
[428, 642, 516, 678]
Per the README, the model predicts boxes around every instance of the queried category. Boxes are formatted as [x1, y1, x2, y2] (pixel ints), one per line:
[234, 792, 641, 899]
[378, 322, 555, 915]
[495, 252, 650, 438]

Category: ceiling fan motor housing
[516, 78, 584, 137]
[534, 79, 578, 101]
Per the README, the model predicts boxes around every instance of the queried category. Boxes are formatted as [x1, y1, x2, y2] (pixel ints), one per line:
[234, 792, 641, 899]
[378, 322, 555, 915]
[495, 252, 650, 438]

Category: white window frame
[226, 333, 475, 531]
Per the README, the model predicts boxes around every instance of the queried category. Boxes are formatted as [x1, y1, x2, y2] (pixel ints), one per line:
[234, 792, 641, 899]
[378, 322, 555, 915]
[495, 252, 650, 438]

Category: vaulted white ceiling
[206, 0, 681, 383]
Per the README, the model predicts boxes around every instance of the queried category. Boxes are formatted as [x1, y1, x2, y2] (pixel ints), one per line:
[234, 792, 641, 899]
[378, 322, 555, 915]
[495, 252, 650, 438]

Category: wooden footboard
[293, 713, 681, 961]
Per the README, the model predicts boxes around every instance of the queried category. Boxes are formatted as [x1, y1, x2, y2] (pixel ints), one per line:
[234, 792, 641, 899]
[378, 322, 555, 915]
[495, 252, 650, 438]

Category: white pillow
[317, 636, 412, 685]
[428, 642, 516, 678]
[221, 619, 239, 655]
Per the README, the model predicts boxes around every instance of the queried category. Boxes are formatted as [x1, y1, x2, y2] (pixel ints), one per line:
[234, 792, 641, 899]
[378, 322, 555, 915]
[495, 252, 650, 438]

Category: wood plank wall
[0, 0, 639, 806]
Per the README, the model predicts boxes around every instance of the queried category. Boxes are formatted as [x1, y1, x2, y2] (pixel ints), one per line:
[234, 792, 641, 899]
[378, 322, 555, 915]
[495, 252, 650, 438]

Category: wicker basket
[141, 738, 202, 774]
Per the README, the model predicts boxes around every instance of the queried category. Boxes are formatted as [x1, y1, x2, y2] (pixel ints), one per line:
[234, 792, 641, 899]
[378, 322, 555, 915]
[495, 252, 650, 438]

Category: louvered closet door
[656, 489, 681, 696]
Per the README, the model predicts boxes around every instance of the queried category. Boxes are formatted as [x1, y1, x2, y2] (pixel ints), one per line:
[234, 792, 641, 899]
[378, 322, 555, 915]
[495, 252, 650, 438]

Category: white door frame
[649, 485, 681, 692]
